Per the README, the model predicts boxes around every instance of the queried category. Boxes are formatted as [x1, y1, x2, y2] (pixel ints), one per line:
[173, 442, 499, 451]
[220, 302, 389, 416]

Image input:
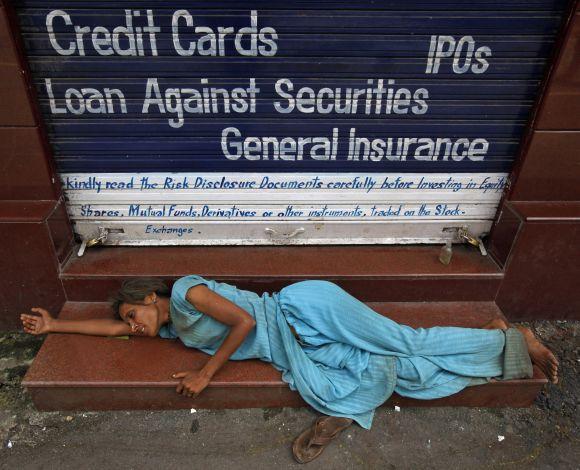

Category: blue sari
[158, 275, 524, 429]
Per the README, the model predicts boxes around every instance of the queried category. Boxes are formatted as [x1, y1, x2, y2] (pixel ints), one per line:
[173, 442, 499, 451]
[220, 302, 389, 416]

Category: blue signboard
[14, 1, 566, 173]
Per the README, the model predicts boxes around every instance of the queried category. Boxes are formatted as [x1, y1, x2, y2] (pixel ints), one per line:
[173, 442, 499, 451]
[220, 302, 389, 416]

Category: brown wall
[0, 6, 57, 200]
[492, 3, 580, 320]
[0, 4, 73, 330]
[511, 12, 580, 203]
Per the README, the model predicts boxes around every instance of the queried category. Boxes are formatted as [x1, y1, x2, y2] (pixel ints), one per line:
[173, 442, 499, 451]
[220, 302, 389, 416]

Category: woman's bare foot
[482, 318, 509, 330]
[516, 326, 559, 384]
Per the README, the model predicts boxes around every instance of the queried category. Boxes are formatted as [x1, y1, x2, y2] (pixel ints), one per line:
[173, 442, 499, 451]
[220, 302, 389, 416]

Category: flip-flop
[292, 416, 353, 464]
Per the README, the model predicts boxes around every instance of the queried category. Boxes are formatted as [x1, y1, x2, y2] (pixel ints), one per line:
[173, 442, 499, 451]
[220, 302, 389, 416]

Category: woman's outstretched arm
[21, 307, 133, 337]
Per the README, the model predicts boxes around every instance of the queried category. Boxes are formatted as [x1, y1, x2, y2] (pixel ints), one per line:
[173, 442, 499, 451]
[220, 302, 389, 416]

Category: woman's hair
[109, 278, 170, 319]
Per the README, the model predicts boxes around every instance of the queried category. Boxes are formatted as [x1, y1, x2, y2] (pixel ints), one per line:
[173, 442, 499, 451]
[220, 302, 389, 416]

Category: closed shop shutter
[13, 1, 567, 245]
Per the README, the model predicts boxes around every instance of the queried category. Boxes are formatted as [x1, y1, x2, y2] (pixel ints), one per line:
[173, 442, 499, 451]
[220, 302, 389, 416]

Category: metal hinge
[457, 226, 488, 256]
[264, 227, 305, 240]
[77, 227, 109, 257]
[442, 225, 488, 257]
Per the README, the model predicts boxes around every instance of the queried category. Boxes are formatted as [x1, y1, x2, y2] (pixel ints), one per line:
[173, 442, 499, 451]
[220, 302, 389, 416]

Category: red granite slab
[0, 127, 57, 201]
[23, 301, 547, 411]
[0, 200, 56, 222]
[488, 203, 523, 268]
[510, 201, 580, 221]
[0, 6, 35, 127]
[61, 245, 503, 302]
[496, 220, 580, 320]
[0, 219, 66, 330]
[63, 245, 501, 277]
[510, 131, 580, 202]
[46, 198, 75, 265]
[536, 13, 580, 130]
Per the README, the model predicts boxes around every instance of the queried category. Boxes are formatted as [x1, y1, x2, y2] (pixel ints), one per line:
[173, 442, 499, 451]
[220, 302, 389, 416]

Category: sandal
[292, 416, 353, 464]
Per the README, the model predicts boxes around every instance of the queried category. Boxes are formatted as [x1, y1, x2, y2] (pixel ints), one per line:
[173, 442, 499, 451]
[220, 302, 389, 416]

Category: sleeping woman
[20, 276, 558, 464]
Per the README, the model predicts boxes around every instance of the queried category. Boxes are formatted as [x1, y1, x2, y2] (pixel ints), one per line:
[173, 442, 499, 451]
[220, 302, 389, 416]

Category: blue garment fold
[160, 276, 507, 429]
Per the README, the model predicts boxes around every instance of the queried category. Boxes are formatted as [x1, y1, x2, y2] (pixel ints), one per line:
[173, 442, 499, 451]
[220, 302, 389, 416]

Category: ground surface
[0, 321, 578, 469]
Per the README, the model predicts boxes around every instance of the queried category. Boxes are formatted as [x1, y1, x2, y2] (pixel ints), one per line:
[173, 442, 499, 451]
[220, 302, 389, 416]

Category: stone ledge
[23, 301, 546, 411]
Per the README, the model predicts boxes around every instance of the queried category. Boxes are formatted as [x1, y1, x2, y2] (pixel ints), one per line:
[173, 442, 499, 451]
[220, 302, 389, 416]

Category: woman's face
[118, 295, 160, 336]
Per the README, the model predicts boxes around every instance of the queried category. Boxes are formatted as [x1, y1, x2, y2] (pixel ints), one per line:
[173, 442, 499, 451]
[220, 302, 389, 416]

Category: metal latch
[457, 226, 488, 256]
[264, 227, 305, 239]
[438, 241, 453, 265]
[78, 227, 109, 257]
[440, 226, 488, 264]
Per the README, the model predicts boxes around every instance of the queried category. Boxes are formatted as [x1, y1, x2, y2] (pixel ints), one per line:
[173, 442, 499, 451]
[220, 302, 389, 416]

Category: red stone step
[60, 245, 503, 302]
[23, 301, 546, 412]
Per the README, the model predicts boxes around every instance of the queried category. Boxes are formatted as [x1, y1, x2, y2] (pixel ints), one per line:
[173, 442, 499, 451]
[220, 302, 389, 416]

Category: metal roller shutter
[13, 1, 567, 246]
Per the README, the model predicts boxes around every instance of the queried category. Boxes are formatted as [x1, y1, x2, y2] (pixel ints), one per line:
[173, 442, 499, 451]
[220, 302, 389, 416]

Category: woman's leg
[475, 317, 558, 383]
[280, 280, 505, 358]
[395, 318, 560, 404]
[281, 281, 558, 381]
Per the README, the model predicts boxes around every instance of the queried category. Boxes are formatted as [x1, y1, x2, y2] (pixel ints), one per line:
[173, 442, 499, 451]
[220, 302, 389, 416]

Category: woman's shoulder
[172, 275, 212, 294]
[171, 275, 213, 312]
[171, 275, 258, 309]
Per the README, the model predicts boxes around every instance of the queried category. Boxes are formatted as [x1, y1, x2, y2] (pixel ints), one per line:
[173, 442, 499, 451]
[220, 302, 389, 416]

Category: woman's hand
[20, 308, 54, 335]
[171, 370, 211, 398]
